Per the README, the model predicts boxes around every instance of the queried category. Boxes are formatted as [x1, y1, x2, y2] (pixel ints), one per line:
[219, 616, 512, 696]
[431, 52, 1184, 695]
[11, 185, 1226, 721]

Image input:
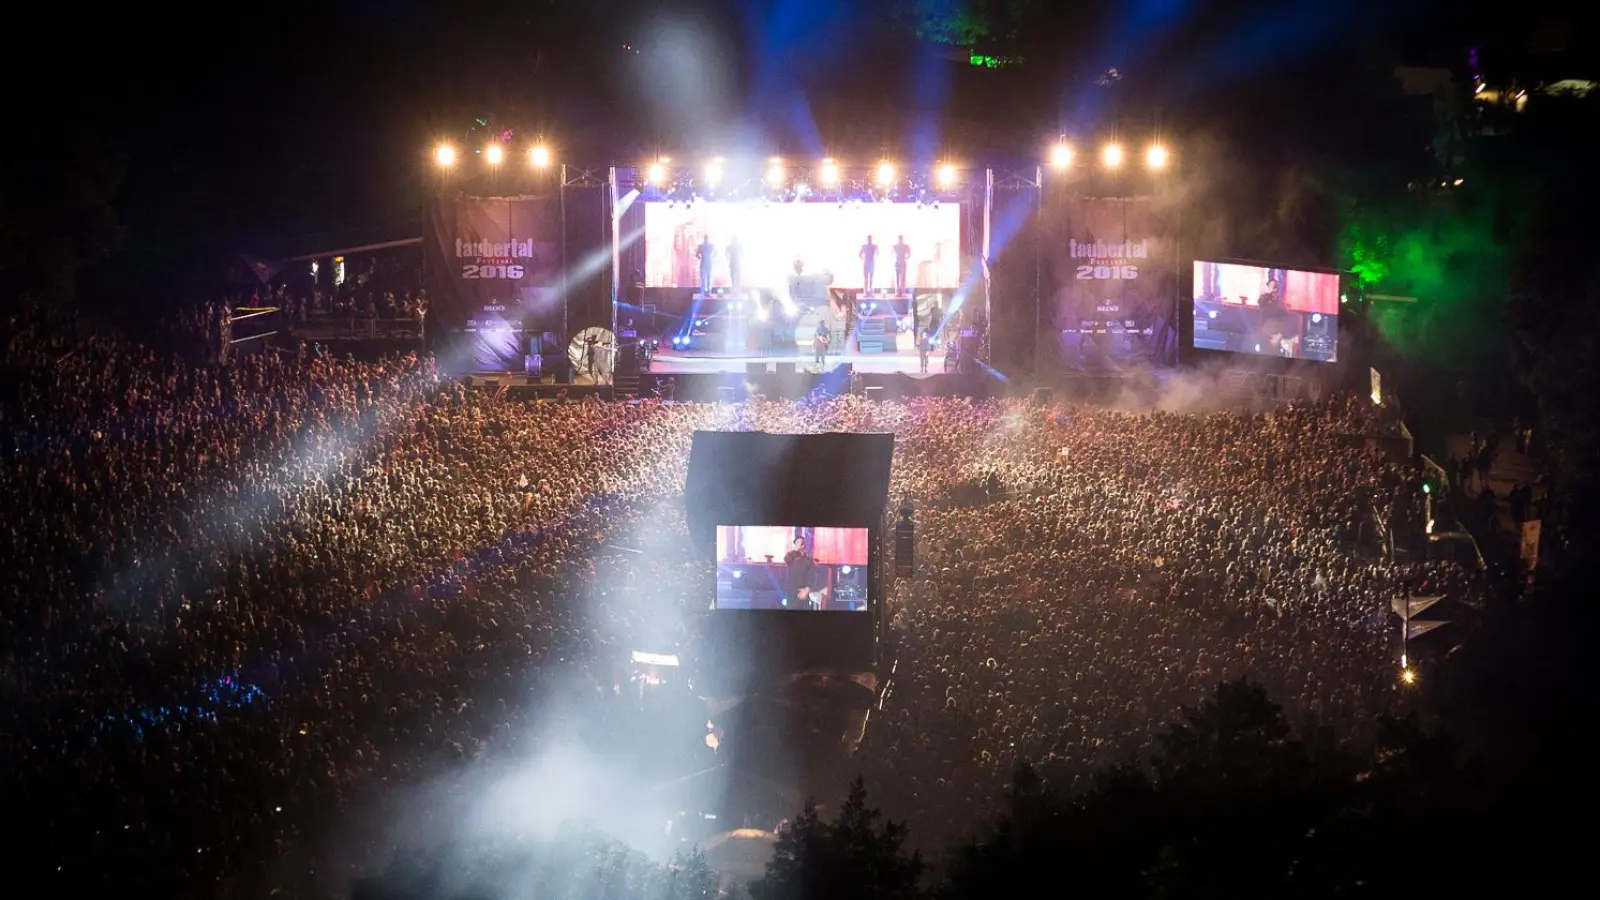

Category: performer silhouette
[727, 235, 743, 292]
[696, 235, 715, 292]
[859, 236, 878, 294]
[892, 235, 911, 295]
[813, 319, 831, 368]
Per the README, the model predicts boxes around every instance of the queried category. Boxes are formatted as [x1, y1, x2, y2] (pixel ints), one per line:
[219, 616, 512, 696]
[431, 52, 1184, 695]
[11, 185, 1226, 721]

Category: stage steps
[854, 315, 896, 354]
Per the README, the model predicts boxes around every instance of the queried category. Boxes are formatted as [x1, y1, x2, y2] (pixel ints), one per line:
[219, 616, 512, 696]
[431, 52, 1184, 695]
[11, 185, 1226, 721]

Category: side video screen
[715, 525, 870, 611]
[1192, 260, 1340, 362]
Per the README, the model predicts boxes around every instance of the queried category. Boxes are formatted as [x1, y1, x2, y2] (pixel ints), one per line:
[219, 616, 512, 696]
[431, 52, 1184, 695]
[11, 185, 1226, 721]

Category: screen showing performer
[644, 202, 960, 290]
[1191, 260, 1340, 362]
[715, 525, 871, 611]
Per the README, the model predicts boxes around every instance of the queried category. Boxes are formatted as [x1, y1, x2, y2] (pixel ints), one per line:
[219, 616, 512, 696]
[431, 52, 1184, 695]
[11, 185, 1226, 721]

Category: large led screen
[715, 525, 870, 611]
[644, 201, 961, 291]
[1192, 261, 1340, 362]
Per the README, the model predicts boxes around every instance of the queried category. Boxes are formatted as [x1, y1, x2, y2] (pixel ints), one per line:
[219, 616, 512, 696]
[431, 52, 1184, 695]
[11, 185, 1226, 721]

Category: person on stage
[859, 235, 879, 294]
[696, 234, 715, 293]
[892, 235, 911, 295]
[727, 235, 743, 293]
[813, 318, 831, 369]
[917, 327, 933, 374]
[783, 535, 817, 608]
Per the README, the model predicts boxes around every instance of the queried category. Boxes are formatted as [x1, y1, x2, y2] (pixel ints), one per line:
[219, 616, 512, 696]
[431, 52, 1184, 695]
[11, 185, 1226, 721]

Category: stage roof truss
[562, 166, 610, 188]
[993, 168, 1042, 190]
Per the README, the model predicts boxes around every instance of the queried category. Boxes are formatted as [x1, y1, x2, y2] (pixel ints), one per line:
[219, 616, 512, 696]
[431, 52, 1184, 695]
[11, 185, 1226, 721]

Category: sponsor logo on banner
[455, 237, 537, 280]
[1072, 238, 1149, 281]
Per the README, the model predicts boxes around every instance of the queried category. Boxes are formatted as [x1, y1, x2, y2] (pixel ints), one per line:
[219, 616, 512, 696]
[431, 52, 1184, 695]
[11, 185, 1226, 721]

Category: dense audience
[0, 307, 1461, 897]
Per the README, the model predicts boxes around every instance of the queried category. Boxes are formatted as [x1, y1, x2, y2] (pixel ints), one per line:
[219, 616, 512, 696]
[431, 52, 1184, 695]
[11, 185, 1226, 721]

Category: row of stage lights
[1048, 139, 1170, 171]
[433, 143, 553, 168]
[430, 139, 1172, 177]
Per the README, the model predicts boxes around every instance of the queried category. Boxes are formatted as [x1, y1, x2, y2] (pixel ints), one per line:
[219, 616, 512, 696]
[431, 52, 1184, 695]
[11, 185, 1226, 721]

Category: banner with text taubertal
[424, 196, 562, 372]
[1047, 196, 1174, 346]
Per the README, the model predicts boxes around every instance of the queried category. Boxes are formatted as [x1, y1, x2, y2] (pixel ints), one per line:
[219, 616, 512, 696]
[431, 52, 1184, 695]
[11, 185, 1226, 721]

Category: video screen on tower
[1191, 260, 1340, 362]
[715, 525, 870, 611]
[643, 201, 961, 290]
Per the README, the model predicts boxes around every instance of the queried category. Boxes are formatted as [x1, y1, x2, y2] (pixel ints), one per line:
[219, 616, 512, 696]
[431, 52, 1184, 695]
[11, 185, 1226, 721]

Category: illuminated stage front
[646, 346, 940, 376]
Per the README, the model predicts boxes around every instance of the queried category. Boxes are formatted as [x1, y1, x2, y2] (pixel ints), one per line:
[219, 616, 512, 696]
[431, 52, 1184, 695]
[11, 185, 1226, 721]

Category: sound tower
[894, 505, 914, 578]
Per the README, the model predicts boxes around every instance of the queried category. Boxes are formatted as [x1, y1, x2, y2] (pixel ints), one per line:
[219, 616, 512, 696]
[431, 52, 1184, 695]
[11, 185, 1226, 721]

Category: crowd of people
[0, 306, 1464, 897]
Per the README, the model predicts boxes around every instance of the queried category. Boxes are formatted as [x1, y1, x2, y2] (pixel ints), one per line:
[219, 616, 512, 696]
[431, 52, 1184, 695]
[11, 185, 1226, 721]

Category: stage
[644, 346, 945, 376]
[627, 287, 960, 377]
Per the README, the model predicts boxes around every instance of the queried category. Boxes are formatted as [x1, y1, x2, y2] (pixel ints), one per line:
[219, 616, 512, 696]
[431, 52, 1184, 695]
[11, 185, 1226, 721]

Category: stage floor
[645, 347, 944, 376]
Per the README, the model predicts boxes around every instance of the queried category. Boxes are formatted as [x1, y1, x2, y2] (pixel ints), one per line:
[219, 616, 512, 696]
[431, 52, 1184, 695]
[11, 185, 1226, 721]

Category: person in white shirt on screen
[784, 536, 817, 608]
[696, 235, 715, 292]
[727, 235, 743, 292]
[860, 236, 878, 294]
[892, 235, 911, 295]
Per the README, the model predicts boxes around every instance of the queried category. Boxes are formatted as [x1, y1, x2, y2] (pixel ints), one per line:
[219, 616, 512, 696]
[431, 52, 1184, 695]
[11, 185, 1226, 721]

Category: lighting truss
[992, 169, 1042, 191]
[561, 166, 609, 188]
[629, 162, 974, 202]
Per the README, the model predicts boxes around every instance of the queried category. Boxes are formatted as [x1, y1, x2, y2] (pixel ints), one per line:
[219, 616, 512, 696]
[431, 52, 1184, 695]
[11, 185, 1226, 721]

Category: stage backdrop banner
[1048, 197, 1174, 358]
[424, 196, 562, 371]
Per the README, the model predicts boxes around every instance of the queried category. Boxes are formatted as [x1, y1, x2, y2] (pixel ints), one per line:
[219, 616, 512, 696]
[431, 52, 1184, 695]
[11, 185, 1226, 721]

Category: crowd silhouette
[0, 307, 1462, 897]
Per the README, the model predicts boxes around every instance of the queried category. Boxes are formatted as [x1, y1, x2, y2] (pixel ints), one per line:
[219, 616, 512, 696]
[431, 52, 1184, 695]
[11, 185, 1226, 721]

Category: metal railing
[289, 316, 426, 341]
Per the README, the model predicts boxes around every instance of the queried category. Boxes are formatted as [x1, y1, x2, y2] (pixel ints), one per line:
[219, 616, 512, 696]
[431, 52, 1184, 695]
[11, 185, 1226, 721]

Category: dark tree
[936, 678, 1552, 900]
[749, 779, 924, 900]
[0, 128, 123, 313]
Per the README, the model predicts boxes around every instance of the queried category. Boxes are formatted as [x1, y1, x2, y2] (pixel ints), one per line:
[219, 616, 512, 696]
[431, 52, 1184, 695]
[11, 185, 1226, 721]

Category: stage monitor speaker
[718, 385, 736, 404]
[865, 385, 885, 402]
[775, 361, 797, 377]
[746, 362, 768, 380]
[1031, 387, 1055, 406]
[957, 334, 979, 375]
[548, 354, 571, 384]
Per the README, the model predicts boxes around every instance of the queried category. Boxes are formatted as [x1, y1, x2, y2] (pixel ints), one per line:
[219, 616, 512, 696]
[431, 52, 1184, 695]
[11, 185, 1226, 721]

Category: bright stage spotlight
[485, 143, 505, 166]
[1145, 144, 1169, 169]
[766, 162, 786, 187]
[1050, 142, 1073, 169]
[647, 161, 668, 186]
[819, 159, 840, 187]
[704, 158, 723, 186]
[530, 144, 552, 167]
[876, 161, 896, 186]
[937, 163, 959, 188]
[1102, 143, 1124, 168]
[435, 144, 457, 167]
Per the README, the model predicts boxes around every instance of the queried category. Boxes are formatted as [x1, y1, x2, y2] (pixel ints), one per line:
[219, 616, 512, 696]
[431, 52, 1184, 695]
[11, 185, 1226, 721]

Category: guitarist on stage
[813, 318, 831, 369]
